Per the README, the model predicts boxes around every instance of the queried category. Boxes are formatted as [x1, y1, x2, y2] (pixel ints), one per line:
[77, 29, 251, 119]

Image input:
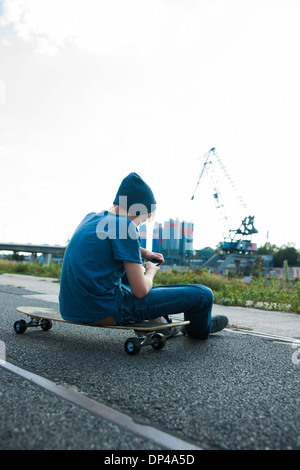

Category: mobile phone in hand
[154, 260, 163, 266]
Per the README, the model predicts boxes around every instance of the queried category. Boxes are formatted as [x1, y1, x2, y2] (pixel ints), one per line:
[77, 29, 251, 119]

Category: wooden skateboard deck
[14, 306, 190, 355]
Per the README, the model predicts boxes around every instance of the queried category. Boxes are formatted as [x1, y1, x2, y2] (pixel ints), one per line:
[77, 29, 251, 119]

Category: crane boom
[191, 148, 214, 200]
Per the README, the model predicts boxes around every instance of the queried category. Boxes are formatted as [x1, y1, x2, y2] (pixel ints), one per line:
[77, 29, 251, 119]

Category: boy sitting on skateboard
[59, 172, 228, 338]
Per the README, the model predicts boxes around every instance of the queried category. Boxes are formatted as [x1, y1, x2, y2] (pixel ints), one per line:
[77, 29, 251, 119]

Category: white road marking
[0, 359, 202, 451]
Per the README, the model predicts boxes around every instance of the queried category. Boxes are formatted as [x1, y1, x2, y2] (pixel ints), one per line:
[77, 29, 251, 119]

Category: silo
[152, 222, 163, 253]
[169, 219, 180, 252]
[180, 221, 194, 261]
[186, 222, 194, 254]
[158, 223, 163, 253]
[152, 222, 159, 252]
[139, 224, 147, 249]
[180, 221, 186, 257]
[161, 218, 181, 264]
[162, 220, 170, 252]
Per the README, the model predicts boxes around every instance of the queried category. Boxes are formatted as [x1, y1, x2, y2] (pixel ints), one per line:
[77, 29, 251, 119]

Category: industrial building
[139, 219, 194, 265]
[150, 219, 194, 265]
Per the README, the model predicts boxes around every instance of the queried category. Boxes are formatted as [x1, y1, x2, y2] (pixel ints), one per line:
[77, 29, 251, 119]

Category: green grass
[153, 269, 300, 314]
[0, 260, 299, 313]
[0, 259, 62, 280]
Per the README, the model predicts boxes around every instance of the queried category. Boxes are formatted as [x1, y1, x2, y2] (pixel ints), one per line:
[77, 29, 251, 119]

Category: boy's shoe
[210, 315, 229, 333]
[159, 317, 181, 338]
[159, 324, 181, 339]
[181, 315, 229, 336]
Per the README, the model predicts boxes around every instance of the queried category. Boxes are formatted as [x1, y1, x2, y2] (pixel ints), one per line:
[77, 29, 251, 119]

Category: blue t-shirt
[59, 211, 142, 322]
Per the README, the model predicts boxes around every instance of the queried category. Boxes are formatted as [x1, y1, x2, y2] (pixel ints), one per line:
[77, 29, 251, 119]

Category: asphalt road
[0, 278, 300, 451]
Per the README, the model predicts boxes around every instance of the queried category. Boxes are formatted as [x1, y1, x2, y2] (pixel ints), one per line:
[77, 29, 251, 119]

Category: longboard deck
[16, 306, 190, 331]
[14, 306, 189, 355]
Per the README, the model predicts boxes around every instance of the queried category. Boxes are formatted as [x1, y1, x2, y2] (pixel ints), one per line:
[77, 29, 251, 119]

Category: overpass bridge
[0, 243, 65, 265]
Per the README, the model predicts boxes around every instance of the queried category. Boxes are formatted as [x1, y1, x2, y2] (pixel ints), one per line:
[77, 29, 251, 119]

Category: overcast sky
[0, 0, 299, 251]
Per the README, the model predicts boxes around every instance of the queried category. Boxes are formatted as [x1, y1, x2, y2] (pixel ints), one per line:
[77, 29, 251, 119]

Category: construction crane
[191, 147, 258, 254]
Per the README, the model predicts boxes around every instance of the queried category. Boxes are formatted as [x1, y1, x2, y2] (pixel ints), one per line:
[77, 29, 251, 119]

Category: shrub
[154, 268, 299, 314]
[0, 260, 299, 313]
[0, 259, 62, 279]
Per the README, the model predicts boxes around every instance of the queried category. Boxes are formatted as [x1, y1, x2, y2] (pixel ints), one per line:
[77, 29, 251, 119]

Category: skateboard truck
[14, 316, 53, 334]
[124, 331, 166, 355]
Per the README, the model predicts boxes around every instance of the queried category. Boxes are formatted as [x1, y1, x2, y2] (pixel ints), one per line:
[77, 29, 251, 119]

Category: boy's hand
[140, 248, 164, 265]
[144, 261, 160, 276]
[150, 252, 164, 265]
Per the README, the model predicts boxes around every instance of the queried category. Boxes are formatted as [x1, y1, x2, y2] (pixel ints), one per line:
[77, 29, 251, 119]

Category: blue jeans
[115, 284, 213, 339]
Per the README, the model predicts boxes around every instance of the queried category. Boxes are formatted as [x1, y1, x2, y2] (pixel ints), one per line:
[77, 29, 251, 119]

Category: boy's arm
[123, 261, 160, 299]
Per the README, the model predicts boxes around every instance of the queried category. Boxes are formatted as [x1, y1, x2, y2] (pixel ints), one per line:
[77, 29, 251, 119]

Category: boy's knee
[196, 284, 214, 305]
[206, 287, 214, 306]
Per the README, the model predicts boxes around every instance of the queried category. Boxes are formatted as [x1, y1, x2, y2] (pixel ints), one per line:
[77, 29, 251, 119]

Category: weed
[0, 260, 299, 313]
[154, 268, 299, 314]
[0, 259, 62, 279]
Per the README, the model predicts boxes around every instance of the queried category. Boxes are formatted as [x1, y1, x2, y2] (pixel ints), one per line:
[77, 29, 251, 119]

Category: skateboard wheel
[14, 320, 27, 334]
[40, 319, 53, 331]
[124, 337, 142, 355]
[151, 333, 166, 350]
